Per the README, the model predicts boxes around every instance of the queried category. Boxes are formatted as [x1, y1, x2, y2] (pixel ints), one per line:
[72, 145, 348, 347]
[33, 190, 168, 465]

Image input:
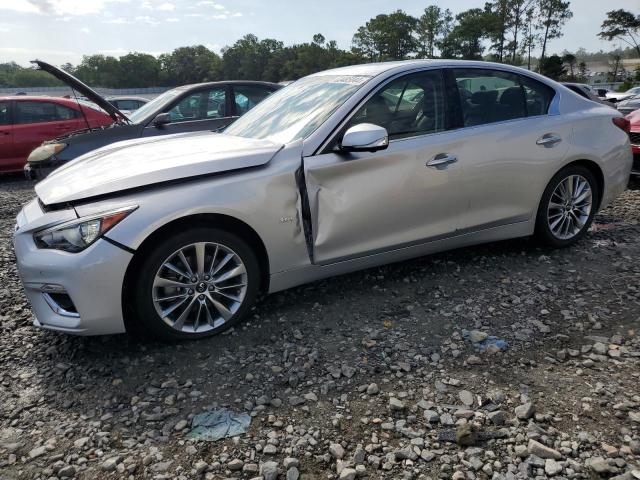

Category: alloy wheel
[152, 242, 248, 333]
[547, 174, 593, 240]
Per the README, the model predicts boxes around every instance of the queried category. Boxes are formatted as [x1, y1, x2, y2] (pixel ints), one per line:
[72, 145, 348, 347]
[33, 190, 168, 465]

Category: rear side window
[521, 76, 555, 116]
[15, 101, 78, 124]
[0, 102, 10, 125]
[453, 69, 526, 127]
[233, 85, 274, 115]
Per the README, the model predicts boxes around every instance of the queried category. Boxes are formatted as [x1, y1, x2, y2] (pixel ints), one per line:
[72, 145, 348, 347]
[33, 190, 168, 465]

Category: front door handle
[536, 134, 562, 148]
[427, 153, 457, 168]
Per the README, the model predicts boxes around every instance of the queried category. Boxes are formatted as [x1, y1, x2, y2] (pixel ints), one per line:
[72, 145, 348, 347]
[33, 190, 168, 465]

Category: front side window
[166, 88, 227, 122]
[15, 101, 78, 124]
[344, 70, 446, 140]
[129, 88, 181, 124]
[167, 92, 204, 123]
[233, 85, 274, 115]
[224, 75, 370, 144]
[453, 69, 527, 127]
[0, 102, 10, 125]
[205, 88, 227, 118]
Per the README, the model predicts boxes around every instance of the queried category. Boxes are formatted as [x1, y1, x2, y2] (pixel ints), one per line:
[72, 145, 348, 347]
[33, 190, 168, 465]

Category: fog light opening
[42, 292, 79, 318]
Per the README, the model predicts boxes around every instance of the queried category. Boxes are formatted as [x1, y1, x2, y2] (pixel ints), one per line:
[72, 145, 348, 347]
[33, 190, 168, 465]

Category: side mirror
[152, 113, 171, 127]
[340, 123, 389, 153]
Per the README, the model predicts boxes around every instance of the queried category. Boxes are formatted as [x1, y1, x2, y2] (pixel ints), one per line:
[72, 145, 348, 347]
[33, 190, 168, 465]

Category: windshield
[128, 88, 182, 124]
[224, 74, 371, 143]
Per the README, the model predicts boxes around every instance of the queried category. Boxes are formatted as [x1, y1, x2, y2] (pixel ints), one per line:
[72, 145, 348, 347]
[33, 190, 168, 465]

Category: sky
[0, 0, 638, 67]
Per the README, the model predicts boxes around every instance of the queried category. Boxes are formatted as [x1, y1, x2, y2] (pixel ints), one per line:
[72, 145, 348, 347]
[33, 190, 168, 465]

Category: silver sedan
[14, 60, 633, 339]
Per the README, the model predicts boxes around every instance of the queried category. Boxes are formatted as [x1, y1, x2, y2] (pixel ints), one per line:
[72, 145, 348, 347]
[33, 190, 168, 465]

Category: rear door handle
[536, 134, 562, 148]
[427, 153, 457, 168]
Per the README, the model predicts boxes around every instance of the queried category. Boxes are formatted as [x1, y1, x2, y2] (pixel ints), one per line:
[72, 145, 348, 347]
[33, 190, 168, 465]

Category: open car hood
[32, 59, 129, 123]
[35, 131, 283, 205]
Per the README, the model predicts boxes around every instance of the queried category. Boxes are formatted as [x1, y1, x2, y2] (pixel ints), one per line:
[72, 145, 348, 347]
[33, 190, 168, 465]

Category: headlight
[33, 206, 137, 253]
[27, 143, 67, 163]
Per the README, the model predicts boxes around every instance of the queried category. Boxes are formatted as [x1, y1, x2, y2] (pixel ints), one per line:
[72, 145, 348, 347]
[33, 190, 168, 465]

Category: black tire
[132, 227, 260, 341]
[535, 165, 599, 248]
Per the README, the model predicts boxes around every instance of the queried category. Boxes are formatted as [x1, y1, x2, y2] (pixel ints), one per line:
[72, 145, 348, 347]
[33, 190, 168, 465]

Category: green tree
[506, 0, 537, 63]
[485, 0, 511, 62]
[577, 60, 588, 81]
[118, 53, 160, 88]
[522, 3, 539, 69]
[607, 53, 623, 82]
[539, 54, 566, 79]
[562, 52, 577, 79]
[416, 6, 451, 58]
[0, 62, 63, 88]
[441, 8, 489, 60]
[160, 45, 221, 85]
[352, 10, 418, 61]
[598, 10, 640, 58]
[537, 0, 573, 65]
[73, 55, 121, 86]
[221, 35, 283, 81]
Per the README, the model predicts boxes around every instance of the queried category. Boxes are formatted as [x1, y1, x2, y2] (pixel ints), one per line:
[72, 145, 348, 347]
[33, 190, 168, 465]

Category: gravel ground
[1, 175, 639, 480]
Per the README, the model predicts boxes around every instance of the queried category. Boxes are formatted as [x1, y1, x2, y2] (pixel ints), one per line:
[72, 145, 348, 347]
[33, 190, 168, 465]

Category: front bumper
[14, 201, 133, 335]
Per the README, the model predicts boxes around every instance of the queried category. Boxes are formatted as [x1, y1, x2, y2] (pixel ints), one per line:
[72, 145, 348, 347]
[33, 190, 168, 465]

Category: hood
[35, 132, 283, 205]
[32, 59, 128, 123]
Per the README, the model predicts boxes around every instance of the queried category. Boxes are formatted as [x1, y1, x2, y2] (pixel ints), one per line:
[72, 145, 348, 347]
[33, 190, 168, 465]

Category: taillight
[612, 117, 630, 133]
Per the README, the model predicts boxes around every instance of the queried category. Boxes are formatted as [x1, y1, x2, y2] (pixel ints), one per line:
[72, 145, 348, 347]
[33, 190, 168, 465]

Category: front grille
[630, 131, 640, 146]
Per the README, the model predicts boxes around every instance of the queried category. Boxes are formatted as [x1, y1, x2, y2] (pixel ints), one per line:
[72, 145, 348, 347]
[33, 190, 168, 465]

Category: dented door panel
[303, 134, 468, 265]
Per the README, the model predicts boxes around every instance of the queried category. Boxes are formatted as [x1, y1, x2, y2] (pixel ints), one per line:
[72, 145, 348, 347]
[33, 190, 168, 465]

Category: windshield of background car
[223, 75, 371, 143]
[76, 99, 107, 114]
[128, 88, 182, 124]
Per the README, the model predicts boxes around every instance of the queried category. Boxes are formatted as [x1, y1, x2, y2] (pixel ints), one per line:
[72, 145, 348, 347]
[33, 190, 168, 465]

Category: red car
[0, 96, 114, 173]
[628, 109, 640, 176]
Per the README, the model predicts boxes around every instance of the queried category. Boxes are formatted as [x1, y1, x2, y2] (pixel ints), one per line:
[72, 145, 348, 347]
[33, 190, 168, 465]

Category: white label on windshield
[326, 75, 371, 85]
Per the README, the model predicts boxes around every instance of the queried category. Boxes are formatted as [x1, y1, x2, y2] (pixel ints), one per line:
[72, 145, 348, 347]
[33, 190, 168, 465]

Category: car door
[0, 101, 15, 171]
[142, 86, 231, 136]
[449, 68, 571, 232]
[12, 100, 82, 169]
[303, 69, 469, 265]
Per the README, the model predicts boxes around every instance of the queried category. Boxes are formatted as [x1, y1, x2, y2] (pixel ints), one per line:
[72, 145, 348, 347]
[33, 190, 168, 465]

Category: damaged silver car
[14, 60, 632, 339]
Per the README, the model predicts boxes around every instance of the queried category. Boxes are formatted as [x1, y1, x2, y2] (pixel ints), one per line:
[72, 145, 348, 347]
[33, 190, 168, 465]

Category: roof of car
[309, 59, 552, 81]
[106, 96, 149, 101]
[172, 80, 282, 91]
[0, 95, 88, 103]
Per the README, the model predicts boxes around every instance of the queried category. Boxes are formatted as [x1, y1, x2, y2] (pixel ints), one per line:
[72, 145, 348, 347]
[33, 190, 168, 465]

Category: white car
[606, 86, 640, 102]
[13, 60, 632, 340]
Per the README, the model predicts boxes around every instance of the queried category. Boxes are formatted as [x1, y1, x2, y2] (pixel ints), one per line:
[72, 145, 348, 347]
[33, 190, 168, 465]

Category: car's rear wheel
[535, 165, 599, 247]
[133, 228, 260, 340]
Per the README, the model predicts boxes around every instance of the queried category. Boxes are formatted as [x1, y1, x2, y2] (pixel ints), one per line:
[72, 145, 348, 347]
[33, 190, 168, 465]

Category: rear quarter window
[520, 76, 555, 116]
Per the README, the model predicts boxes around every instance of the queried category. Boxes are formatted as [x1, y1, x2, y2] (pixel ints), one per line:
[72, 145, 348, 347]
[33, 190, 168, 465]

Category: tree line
[1, 3, 638, 89]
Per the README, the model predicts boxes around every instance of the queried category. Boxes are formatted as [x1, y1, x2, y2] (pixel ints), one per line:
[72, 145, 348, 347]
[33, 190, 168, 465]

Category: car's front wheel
[133, 227, 260, 340]
[535, 165, 599, 248]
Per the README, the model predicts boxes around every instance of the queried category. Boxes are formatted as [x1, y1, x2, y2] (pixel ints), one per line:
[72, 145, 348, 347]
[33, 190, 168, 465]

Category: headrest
[499, 87, 525, 106]
[471, 90, 498, 106]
